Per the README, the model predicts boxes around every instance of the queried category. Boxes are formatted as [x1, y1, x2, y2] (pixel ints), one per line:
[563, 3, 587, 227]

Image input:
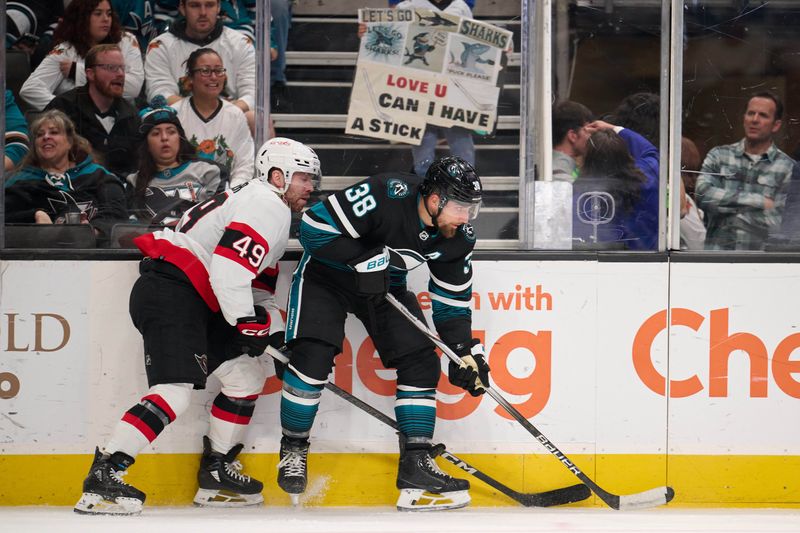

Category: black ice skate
[396, 446, 471, 511]
[276, 436, 309, 505]
[193, 436, 264, 507]
[74, 447, 145, 515]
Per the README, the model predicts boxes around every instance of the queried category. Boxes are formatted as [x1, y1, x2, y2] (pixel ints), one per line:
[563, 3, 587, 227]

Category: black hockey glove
[348, 246, 390, 303]
[448, 339, 490, 396]
[227, 305, 271, 358]
[265, 331, 290, 380]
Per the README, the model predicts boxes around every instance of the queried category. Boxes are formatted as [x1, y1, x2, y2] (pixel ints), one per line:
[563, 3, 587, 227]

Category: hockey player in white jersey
[74, 137, 321, 515]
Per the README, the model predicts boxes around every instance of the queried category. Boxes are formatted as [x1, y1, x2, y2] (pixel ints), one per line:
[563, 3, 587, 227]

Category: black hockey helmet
[420, 156, 483, 210]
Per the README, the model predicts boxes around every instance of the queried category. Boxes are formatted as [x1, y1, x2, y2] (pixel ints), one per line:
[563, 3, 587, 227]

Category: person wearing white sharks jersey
[275, 156, 490, 511]
[74, 137, 321, 515]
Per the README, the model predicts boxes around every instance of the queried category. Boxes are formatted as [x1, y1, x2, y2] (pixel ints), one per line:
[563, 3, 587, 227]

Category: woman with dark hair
[20, 0, 143, 111]
[171, 47, 254, 186]
[126, 101, 226, 225]
[4, 109, 127, 243]
[574, 122, 659, 250]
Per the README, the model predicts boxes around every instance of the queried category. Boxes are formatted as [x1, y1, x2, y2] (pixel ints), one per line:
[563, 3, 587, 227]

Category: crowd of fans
[552, 90, 797, 251]
[3, 0, 288, 247]
[4, 0, 797, 252]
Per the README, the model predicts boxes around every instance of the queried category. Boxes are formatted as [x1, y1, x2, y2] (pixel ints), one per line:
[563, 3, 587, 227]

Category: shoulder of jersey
[371, 172, 420, 201]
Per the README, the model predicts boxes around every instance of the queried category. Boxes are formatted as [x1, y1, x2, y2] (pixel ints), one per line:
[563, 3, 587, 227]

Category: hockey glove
[227, 305, 271, 358]
[448, 339, 490, 396]
[349, 246, 390, 303]
[265, 331, 290, 380]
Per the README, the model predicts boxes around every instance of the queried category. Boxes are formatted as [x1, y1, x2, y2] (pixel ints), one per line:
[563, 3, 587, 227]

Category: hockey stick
[324, 381, 590, 507]
[385, 293, 676, 511]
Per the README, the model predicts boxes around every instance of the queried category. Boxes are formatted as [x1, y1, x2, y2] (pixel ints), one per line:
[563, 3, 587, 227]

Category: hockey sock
[105, 383, 192, 458]
[280, 365, 326, 439]
[208, 393, 258, 453]
[394, 385, 436, 441]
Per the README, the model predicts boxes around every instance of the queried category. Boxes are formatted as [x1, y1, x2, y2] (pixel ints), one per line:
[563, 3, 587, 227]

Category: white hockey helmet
[255, 137, 321, 194]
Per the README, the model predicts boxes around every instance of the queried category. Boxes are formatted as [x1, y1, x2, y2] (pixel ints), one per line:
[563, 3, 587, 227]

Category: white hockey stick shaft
[385, 293, 675, 510]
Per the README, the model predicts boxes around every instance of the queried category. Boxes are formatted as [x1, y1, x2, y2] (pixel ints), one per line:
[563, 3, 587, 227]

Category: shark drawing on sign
[451, 42, 495, 73]
[415, 11, 457, 27]
[404, 32, 436, 65]
[372, 26, 397, 47]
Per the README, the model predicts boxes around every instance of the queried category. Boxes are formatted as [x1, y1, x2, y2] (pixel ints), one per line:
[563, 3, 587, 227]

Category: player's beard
[439, 223, 458, 239]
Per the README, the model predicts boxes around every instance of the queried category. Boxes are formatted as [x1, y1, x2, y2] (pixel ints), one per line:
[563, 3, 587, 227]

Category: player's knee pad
[146, 383, 193, 420]
[395, 347, 440, 389]
[286, 339, 338, 383]
[215, 354, 268, 397]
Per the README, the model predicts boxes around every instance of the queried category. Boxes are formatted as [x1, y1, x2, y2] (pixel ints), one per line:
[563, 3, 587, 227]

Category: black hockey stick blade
[324, 381, 590, 507]
[385, 293, 676, 511]
[437, 450, 591, 507]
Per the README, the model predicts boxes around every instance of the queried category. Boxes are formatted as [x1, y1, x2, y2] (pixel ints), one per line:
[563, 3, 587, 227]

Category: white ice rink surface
[2, 506, 799, 533]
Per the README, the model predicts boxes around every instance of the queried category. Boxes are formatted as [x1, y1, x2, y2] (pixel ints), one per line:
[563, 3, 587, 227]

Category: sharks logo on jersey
[461, 223, 476, 242]
[387, 178, 410, 199]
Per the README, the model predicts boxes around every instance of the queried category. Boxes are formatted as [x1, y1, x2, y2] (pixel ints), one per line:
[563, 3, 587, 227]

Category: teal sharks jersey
[299, 172, 476, 346]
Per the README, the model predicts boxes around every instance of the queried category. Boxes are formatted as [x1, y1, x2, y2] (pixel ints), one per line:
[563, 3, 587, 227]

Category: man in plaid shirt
[696, 91, 795, 250]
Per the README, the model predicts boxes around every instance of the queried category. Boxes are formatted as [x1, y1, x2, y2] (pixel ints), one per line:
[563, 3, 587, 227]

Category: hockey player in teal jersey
[275, 156, 490, 511]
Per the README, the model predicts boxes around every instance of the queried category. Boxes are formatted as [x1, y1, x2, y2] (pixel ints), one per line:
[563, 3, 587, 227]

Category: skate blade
[74, 492, 143, 515]
[396, 489, 470, 512]
[289, 493, 301, 507]
[192, 488, 264, 507]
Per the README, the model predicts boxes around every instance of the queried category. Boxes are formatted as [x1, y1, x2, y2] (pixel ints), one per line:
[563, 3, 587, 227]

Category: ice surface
[1, 506, 798, 533]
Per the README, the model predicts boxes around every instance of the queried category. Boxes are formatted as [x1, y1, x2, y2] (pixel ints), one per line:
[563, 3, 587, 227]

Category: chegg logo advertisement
[262, 286, 556, 421]
[265, 284, 800, 419]
[634, 307, 800, 399]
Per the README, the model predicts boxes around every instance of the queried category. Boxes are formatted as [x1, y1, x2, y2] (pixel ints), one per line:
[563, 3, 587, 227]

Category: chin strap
[425, 195, 445, 231]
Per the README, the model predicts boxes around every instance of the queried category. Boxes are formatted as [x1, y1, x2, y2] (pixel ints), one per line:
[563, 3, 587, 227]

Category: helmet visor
[442, 197, 482, 221]
[291, 170, 322, 191]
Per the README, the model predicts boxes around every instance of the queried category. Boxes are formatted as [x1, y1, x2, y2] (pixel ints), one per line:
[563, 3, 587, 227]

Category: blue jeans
[270, 0, 292, 83]
[411, 126, 476, 176]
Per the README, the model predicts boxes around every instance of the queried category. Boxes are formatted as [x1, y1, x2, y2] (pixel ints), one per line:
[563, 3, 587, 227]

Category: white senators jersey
[134, 179, 290, 327]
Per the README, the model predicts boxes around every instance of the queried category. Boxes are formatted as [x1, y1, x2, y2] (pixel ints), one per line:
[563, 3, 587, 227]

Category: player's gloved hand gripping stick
[349, 246, 390, 303]
[227, 305, 271, 358]
[448, 339, 490, 396]
[385, 293, 676, 511]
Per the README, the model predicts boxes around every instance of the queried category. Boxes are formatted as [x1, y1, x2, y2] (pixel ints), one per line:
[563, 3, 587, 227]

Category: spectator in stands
[127, 101, 225, 225]
[610, 92, 660, 148]
[679, 136, 706, 250]
[156, 0, 258, 41]
[4, 91, 30, 173]
[551, 100, 593, 182]
[145, 0, 255, 119]
[5, 0, 65, 71]
[171, 48, 254, 186]
[4, 110, 127, 244]
[112, 0, 168, 53]
[5, 0, 63, 51]
[578, 121, 659, 250]
[695, 90, 794, 250]
[19, 0, 144, 112]
[46, 44, 142, 180]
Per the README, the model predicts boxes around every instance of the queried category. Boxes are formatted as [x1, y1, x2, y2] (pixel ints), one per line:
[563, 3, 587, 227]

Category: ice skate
[396, 447, 470, 511]
[74, 447, 145, 515]
[277, 436, 309, 505]
[193, 436, 264, 507]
